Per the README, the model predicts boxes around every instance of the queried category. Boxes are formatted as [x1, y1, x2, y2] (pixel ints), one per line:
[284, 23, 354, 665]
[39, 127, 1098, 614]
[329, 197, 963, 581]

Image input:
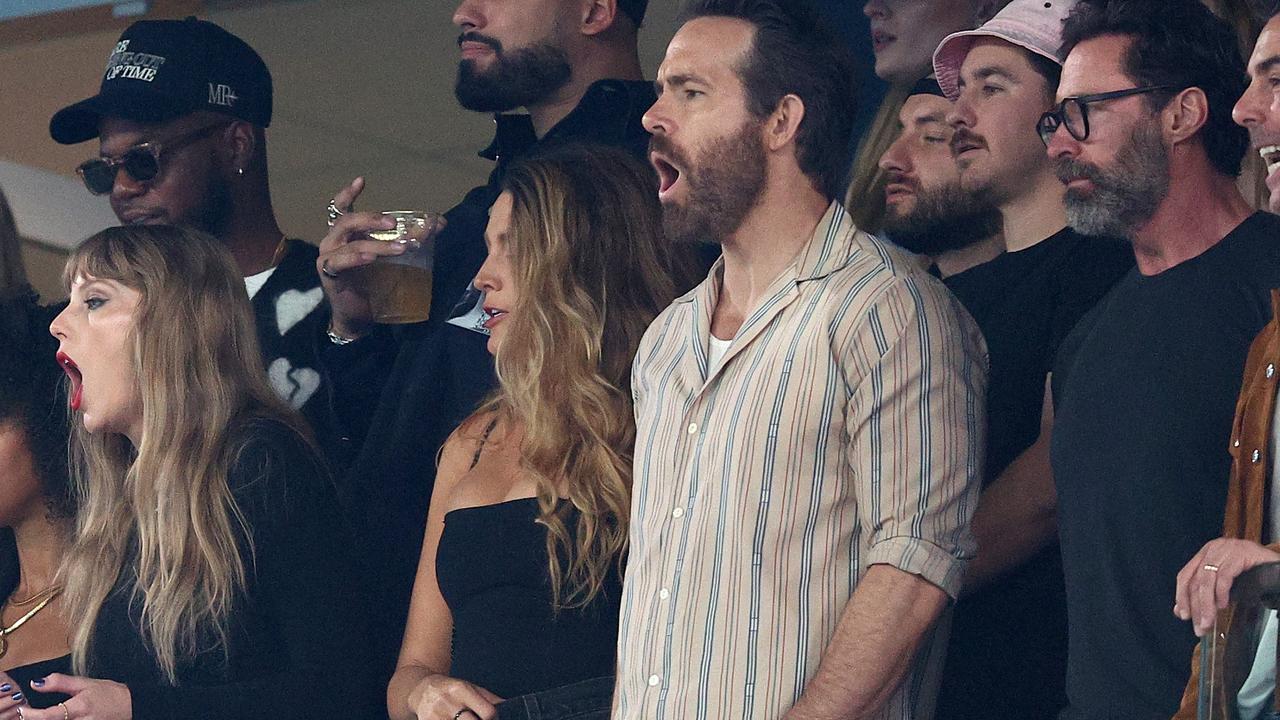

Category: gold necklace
[0, 587, 61, 660]
[268, 234, 288, 268]
[8, 583, 58, 607]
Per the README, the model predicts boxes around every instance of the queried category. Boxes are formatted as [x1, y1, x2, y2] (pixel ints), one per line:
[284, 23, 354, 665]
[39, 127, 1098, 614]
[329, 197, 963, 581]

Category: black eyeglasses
[75, 123, 228, 196]
[1037, 85, 1175, 146]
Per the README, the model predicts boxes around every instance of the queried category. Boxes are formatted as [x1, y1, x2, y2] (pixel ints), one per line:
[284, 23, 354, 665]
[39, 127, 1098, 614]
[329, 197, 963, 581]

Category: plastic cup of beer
[360, 210, 443, 324]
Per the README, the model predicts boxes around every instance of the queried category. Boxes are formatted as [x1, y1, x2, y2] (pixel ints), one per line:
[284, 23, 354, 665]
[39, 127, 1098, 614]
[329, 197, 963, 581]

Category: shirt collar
[674, 201, 858, 306]
[479, 79, 656, 161]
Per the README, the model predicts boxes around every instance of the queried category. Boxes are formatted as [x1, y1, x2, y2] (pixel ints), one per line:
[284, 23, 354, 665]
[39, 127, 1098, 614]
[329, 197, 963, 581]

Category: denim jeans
[494, 676, 614, 720]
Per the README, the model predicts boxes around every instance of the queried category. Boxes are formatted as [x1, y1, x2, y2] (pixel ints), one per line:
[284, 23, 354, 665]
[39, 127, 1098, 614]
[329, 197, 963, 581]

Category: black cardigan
[85, 417, 378, 720]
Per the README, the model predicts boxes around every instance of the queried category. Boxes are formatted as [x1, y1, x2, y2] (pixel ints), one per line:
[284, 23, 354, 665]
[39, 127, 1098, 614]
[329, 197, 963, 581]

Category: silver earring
[237, 167, 244, 176]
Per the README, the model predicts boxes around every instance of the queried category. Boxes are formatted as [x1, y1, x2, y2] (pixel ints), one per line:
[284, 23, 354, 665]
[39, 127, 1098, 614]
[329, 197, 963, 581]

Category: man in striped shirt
[614, 1, 989, 718]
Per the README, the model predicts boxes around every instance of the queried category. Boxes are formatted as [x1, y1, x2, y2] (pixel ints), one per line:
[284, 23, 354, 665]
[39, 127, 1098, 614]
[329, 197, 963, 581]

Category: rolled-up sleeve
[844, 277, 988, 599]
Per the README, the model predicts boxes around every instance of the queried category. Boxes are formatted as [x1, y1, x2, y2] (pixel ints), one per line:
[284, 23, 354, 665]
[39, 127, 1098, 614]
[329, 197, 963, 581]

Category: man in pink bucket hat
[923, 1, 1131, 718]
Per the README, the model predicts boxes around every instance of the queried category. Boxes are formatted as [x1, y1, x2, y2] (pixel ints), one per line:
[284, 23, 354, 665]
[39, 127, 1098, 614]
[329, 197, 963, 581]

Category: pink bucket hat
[932, 0, 1080, 100]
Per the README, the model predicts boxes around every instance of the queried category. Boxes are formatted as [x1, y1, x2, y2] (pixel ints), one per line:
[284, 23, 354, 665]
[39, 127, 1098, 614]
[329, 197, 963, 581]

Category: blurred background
[0, 0, 882, 301]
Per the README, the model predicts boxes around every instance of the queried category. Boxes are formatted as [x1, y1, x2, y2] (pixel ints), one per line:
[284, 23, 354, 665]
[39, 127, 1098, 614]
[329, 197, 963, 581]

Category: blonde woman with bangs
[29, 225, 376, 720]
[388, 143, 685, 720]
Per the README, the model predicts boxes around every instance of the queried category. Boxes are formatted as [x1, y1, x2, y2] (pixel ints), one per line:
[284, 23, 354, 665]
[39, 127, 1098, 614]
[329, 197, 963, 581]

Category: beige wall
[21, 239, 66, 302]
[0, 1, 682, 263]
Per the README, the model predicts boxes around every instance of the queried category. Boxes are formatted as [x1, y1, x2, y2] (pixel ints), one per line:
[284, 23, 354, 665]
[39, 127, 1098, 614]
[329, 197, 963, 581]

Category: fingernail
[30, 679, 44, 687]
[11, 692, 22, 701]
[0, 683, 10, 692]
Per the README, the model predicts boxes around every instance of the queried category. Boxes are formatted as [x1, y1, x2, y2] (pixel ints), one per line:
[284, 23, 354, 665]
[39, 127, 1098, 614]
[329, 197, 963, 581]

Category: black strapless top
[4, 655, 71, 709]
[436, 498, 622, 700]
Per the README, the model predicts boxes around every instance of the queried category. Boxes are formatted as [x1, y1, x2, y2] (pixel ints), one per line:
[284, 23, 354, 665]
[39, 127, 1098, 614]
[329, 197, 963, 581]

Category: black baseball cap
[50, 17, 272, 145]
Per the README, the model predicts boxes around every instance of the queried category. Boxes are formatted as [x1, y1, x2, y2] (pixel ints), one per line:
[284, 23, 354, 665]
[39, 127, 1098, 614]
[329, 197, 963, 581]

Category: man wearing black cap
[50, 17, 333, 439]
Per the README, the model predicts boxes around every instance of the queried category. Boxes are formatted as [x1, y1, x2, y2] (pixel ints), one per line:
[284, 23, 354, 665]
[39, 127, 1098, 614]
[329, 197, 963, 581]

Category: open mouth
[1261, 145, 1280, 174]
[56, 352, 84, 411]
[871, 30, 895, 53]
[651, 154, 683, 199]
[482, 306, 508, 330]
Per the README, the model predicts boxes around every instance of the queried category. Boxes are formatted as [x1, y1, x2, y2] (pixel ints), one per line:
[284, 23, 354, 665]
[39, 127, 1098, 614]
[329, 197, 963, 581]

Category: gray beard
[1059, 123, 1169, 239]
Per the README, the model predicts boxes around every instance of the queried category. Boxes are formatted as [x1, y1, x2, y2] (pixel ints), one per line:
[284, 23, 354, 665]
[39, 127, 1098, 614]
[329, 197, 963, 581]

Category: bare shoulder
[436, 411, 499, 495]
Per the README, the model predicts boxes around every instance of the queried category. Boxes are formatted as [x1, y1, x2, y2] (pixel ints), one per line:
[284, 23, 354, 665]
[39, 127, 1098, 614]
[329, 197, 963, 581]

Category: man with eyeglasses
[1043, 1, 1280, 716]
[923, 1, 1132, 717]
[48, 18, 334, 439]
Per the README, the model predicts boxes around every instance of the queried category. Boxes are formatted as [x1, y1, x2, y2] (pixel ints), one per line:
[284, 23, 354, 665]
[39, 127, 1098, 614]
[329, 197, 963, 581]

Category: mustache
[457, 31, 502, 53]
[649, 135, 690, 167]
[1055, 157, 1106, 186]
[884, 170, 919, 189]
[949, 127, 985, 155]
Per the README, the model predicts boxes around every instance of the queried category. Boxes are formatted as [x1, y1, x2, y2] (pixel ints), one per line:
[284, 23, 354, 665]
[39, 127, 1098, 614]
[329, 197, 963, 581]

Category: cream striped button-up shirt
[615, 203, 987, 719]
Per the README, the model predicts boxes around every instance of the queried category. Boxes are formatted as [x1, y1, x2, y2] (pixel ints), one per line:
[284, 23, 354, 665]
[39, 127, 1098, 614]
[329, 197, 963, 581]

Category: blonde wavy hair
[59, 225, 305, 683]
[471, 143, 683, 609]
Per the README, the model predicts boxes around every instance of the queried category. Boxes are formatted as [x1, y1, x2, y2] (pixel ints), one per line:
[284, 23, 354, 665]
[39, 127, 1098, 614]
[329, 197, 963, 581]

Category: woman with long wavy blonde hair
[32, 225, 375, 720]
[388, 143, 684, 720]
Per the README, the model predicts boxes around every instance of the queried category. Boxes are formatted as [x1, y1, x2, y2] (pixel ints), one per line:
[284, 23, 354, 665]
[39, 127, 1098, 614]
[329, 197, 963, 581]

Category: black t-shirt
[1052, 211, 1280, 719]
[934, 228, 1132, 719]
[86, 417, 376, 720]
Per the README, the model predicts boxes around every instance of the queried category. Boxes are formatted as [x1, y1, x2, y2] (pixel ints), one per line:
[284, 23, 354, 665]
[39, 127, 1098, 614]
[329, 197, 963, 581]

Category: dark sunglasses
[1037, 85, 1175, 146]
[75, 123, 228, 196]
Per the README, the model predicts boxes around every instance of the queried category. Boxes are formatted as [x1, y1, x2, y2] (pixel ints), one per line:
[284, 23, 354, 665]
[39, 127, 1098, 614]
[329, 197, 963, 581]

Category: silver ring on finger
[59, 701, 69, 720]
[15, 706, 23, 720]
[327, 199, 346, 228]
[453, 710, 474, 720]
[321, 258, 341, 279]
[1203, 563, 1221, 572]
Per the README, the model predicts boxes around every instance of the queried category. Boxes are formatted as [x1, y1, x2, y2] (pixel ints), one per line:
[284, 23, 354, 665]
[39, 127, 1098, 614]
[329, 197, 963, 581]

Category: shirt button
[1268, 364, 1275, 379]
[672, 507, 685, 519]
[1253, 449, 1262, 463]
[687, 423, 698, 435]
[648, 674, 660, 687]
[659, 588, 670, 600]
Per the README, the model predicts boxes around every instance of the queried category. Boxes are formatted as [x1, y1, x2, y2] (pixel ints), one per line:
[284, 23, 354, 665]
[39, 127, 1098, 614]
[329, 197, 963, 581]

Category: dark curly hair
[0, 287, 74, 520]
[1061, 0, 1250, 177]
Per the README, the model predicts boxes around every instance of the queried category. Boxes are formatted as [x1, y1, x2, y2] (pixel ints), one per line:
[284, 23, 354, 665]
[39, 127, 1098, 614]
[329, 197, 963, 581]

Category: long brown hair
[472, 143, 682, 608]
[59, 225, 305, 683]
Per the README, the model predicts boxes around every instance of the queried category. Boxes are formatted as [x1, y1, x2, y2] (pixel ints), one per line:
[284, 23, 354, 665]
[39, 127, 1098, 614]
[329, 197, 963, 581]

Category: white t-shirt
[708, 334, 732, 369]
[244, 266, 276, 300]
